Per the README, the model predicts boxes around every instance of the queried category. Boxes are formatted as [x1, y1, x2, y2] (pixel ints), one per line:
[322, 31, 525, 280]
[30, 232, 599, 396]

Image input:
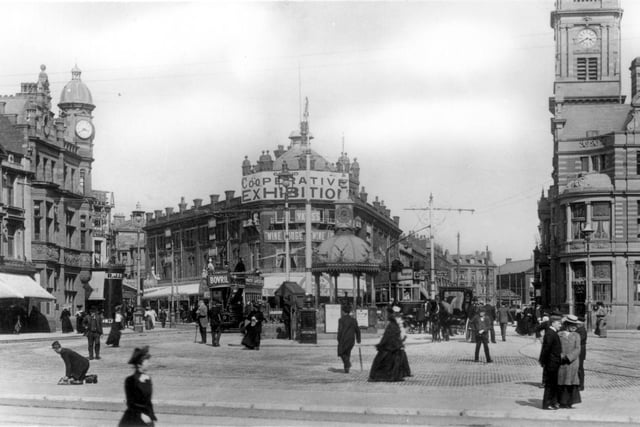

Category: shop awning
[87, 271, 106, 301]
[0, 273, 55, 300]
[141, 283, 201, 299]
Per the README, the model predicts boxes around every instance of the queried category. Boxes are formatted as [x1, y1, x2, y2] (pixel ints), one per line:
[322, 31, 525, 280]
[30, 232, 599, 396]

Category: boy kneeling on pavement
[51, 340, 97, 384]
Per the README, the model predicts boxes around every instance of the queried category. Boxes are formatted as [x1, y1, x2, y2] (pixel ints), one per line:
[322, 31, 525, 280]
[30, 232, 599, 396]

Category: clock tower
[550, 0, 624, 106]
[58, 65, 95, 149]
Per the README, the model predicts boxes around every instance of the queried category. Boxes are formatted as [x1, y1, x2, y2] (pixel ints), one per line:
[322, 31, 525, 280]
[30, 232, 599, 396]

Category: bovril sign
[208, 273, 230, 286]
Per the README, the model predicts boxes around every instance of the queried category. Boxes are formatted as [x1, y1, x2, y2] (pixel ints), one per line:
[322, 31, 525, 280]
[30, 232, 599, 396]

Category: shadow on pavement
[515, 399, 542, 409]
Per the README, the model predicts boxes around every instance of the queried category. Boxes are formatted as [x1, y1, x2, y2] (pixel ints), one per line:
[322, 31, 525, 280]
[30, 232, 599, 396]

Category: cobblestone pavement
[0, 325, 639, 426]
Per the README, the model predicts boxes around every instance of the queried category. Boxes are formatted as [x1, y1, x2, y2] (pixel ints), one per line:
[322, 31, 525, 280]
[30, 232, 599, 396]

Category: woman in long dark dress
[106, 305, 123, 347]
[369, 306, 411, 382]
[60, 308, 74, 333]
[241, 316, 260, 350]
[119, 346, 157, 427]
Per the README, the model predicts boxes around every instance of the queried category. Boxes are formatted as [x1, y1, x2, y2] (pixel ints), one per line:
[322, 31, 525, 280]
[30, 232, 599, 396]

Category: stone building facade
[0, 65, 116, 330]
[537, 0, 640, 328]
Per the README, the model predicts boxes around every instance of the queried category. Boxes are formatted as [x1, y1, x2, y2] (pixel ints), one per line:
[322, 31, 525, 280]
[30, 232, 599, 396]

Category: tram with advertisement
[205, 270, 263, 330]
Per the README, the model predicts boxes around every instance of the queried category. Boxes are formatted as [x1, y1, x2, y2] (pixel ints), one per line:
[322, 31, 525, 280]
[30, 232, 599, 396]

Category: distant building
[448, 251, 497, 302]
[496, 258, 534, 307]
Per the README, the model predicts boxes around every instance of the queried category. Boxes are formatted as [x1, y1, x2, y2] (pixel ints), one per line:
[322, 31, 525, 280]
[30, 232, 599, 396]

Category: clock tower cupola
[58, 65, 95, 145]
[550, 0, 624, 106]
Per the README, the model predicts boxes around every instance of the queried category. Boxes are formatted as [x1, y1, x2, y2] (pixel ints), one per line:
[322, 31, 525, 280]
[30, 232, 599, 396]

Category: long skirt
[106, 324, 121, 346]
[61, 317, 74, 333]
[368, 349, 410, 382]
[558, 385, 581, 407]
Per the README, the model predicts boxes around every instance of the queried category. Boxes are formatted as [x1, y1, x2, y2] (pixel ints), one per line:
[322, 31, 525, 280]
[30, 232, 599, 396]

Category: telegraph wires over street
[405, 193, 474, 297]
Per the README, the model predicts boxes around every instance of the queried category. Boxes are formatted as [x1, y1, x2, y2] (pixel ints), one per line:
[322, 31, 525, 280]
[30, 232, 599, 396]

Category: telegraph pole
[405, 193, 474, 298]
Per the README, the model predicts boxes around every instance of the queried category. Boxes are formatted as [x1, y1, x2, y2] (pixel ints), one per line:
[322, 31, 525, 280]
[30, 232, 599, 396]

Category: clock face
[337, 206, 352, 224]
[75, 119, 93, 139]
[577, 29, 597, 48]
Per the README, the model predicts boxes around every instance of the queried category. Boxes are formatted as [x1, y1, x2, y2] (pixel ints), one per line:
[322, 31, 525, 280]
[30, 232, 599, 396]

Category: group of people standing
[539, 314, 585, 410]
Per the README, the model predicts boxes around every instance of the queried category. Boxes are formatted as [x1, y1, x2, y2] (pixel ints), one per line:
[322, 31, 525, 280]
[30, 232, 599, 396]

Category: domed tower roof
[272, 145, 333, 172]
[58, 65, 94, 109]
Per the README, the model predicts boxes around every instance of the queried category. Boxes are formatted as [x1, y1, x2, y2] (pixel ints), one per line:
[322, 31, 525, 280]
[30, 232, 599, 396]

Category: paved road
[0, 324, 638, 426]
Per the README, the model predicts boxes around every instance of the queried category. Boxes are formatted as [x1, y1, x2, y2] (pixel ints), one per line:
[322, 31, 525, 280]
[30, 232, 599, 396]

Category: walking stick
[194, 322, 198, 343]
[358, 345, 363, 372]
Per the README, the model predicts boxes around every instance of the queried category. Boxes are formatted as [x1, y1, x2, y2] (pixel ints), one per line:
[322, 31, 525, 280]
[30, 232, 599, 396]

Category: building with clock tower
[0, 65, 116, 331]
[536, 0, 640, 329]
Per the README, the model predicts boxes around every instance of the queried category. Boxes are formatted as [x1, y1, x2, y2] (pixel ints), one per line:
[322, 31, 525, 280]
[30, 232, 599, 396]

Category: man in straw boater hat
[539, 315, 563, 410]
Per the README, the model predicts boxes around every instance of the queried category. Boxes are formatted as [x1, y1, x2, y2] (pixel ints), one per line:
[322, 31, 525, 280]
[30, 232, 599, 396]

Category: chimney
[210, 194, 220, 205]
[179, 196, 187, 213]
[165, 207, 174, 216]
[506, 258, 512, 264]
[113, 213, 125, 227]
[631, 57, 640, 101]
[225, 190, 235, 200]
[145, 212, 154, 222]
[193, 198, 202, 209]
[154, 210, 163, 219]
[393, 216, 400, 226]
[373, 196, 380, 210]
[359, 186, 368, 203]
[0, 102, 5, 115]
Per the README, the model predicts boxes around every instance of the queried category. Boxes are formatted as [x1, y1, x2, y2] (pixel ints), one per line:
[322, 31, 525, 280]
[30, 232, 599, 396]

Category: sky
[2, 0, 640, 266]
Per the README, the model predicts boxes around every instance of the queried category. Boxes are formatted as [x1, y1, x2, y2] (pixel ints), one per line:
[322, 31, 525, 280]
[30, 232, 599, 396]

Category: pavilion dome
[59, 65, 94, 107]
[316, 231, 374, 264]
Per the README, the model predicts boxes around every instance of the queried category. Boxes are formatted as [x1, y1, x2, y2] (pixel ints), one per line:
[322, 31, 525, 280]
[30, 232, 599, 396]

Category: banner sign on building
[263, 230, 334, 242]
[241, 171, 348, 203]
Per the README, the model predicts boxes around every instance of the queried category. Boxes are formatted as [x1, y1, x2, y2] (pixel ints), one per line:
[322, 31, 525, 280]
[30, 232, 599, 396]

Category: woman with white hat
[557, 315, 582, 409]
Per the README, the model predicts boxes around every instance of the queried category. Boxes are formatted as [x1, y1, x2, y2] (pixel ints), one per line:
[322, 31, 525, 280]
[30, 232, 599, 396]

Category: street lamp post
[165, 227, 176, 328]
[276, 162, 294, 282]
[132, 204, 145, 333]
[582, 223, 594, 331]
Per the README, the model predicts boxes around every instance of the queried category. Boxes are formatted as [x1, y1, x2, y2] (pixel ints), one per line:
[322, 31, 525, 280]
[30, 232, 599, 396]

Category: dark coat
[496, 306, 510, 324]
[539, 327, 562, 370]
[84, 313, 103, 335]
[471, 314, 492, 336]
[576, 325, 587, 361]
[337, 314, 361, 357]
[60, 309, 74, 333]
[368, 317, 410, 382]
[119, 372, 157, 426]
[59, 347, 90, 380]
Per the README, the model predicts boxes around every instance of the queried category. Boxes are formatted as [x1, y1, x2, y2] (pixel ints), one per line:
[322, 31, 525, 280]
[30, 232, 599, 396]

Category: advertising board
[241, 170, 348, 203]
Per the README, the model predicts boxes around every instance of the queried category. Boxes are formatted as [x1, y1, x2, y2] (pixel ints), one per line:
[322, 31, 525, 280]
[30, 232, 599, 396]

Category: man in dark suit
[337, 305, 361, 373]
[83, 307, 103, 360]
[51, 340, 90, 384]
[483, 301, 497, 343]
[575, 316, 588, 391]
[539, 315, 563, 410]
[472, 307, 493, 363]
[496, 303, 510, 341]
